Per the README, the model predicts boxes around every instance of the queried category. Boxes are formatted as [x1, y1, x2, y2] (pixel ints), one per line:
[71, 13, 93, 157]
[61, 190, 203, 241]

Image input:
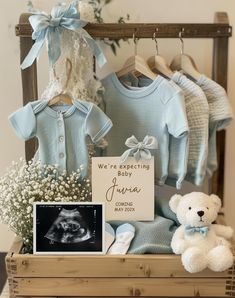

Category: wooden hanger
[48, 58, 73, 106]
[147, 30, 173, 79]
[116, 31, 157, 80]
[170, 29, 201, 81]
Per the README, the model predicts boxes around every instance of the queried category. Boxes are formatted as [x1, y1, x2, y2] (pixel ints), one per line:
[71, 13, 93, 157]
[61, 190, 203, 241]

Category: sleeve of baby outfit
[8, 102, 36, 140]
[214, 87, 233, 131]
[165, 91, 189, 138]
[199, 76, 233, 131]
[85, 104, 113, 143]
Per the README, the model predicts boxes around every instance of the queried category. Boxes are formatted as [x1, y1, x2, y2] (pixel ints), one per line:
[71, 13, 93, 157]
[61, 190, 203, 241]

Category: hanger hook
[152, 28, 159, 55]
[133, 29, 139, 56]
[179, 28, 185, 55]
[63, 58, 72, 90]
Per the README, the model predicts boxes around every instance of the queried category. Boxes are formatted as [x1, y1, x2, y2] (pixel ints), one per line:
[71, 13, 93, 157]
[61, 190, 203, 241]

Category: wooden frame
[6, 11, 234, 298]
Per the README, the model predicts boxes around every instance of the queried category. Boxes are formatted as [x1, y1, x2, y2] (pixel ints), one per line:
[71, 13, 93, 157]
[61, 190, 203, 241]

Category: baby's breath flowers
[0, 158, 91, 252]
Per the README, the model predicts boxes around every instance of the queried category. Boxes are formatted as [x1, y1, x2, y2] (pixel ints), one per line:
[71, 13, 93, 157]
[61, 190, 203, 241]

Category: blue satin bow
[120, 135, 158, 163]
[185, 226, 209, 237]
[21, 0, 106, 69]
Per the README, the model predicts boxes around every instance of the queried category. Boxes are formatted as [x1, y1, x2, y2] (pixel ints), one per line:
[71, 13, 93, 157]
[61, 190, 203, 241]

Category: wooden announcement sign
[92, 157, 154, 221]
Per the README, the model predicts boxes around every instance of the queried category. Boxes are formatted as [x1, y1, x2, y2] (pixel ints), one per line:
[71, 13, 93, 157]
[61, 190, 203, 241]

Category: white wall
[0, 0, 235, 251]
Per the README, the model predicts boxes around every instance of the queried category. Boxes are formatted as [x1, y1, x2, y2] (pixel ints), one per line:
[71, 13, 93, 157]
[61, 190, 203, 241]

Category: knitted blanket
[109, 197, 179, 254]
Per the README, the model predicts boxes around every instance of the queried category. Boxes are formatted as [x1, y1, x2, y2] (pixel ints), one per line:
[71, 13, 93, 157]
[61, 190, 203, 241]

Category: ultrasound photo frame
[33, 202, 105, 255]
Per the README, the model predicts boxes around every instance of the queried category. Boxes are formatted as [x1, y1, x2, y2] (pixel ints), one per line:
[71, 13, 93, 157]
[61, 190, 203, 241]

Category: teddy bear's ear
[210, 194, 222, 211]
[169, 194, 182, 213]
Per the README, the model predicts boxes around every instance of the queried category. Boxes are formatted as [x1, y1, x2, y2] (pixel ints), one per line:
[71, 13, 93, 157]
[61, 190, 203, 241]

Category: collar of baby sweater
[31, 97, 93, 119]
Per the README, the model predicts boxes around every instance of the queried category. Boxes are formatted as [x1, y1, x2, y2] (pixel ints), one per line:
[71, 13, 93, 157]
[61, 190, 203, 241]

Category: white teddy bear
[169, 192, 234, 273]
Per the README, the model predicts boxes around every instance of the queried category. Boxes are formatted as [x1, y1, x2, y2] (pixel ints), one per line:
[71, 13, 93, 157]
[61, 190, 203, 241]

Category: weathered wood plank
[14, 277, 227, 297]
[14, 297, 229, 298]
[15, 14, 232, 39]
[10, 254, 230, 278]
[6, 237, 23, 258]
[19, 14, 38, 162]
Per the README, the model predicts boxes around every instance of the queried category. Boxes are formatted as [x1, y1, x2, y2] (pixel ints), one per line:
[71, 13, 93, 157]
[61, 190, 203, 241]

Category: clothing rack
[15, 12, 232, 201]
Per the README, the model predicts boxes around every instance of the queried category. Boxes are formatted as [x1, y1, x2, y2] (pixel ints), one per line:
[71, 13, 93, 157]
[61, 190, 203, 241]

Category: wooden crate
[5, 236, 235, 298]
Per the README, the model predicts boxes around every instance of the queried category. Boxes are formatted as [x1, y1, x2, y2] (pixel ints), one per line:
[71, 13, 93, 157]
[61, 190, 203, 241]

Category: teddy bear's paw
[172, 240, 188, 254]
[208, 245, 234, 272]
[182, 247, 207, 273]
[224, 226, 234, 239]
[216, 236, 231, 247]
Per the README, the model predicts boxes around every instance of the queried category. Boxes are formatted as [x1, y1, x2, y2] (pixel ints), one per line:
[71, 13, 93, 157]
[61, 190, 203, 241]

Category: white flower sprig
[0, 158, 92, 252]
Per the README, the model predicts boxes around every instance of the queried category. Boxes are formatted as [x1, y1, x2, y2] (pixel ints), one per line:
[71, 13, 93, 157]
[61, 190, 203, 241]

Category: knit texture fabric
[196, 75, 233, 176]
[122, 73, 208, 188]
[102, 73, 188, 186]
[109, 197, 178, 254]
[168, 72, 209, 186]
[9, 99, 112, 176]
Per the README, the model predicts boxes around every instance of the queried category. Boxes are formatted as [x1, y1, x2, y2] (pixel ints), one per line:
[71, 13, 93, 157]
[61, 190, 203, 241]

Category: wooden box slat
[11, 254, 229, 278]
[13, 277, 228, 297]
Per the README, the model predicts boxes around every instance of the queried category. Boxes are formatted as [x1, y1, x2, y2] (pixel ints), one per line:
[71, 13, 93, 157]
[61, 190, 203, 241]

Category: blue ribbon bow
[185, 226, 209, 237]
[120, 135, 158, 163]
[21, 0, 106, 69]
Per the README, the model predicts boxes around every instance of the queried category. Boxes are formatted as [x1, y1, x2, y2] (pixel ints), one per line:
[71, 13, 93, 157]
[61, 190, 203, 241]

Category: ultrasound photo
[34, 203, 104, 254]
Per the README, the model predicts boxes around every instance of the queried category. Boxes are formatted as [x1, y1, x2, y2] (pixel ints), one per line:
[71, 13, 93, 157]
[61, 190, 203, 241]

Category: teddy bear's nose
[197, 211, 204, 217]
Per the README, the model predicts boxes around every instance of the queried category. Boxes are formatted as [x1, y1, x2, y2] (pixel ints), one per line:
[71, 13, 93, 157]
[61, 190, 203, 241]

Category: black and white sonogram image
[45, 208, 93, 244]
[34, 203, 104, 254]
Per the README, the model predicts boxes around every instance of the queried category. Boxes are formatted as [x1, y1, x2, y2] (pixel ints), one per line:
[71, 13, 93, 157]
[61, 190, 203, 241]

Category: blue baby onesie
[101, 73, 188, 186]
[9, 99, 112, 176]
